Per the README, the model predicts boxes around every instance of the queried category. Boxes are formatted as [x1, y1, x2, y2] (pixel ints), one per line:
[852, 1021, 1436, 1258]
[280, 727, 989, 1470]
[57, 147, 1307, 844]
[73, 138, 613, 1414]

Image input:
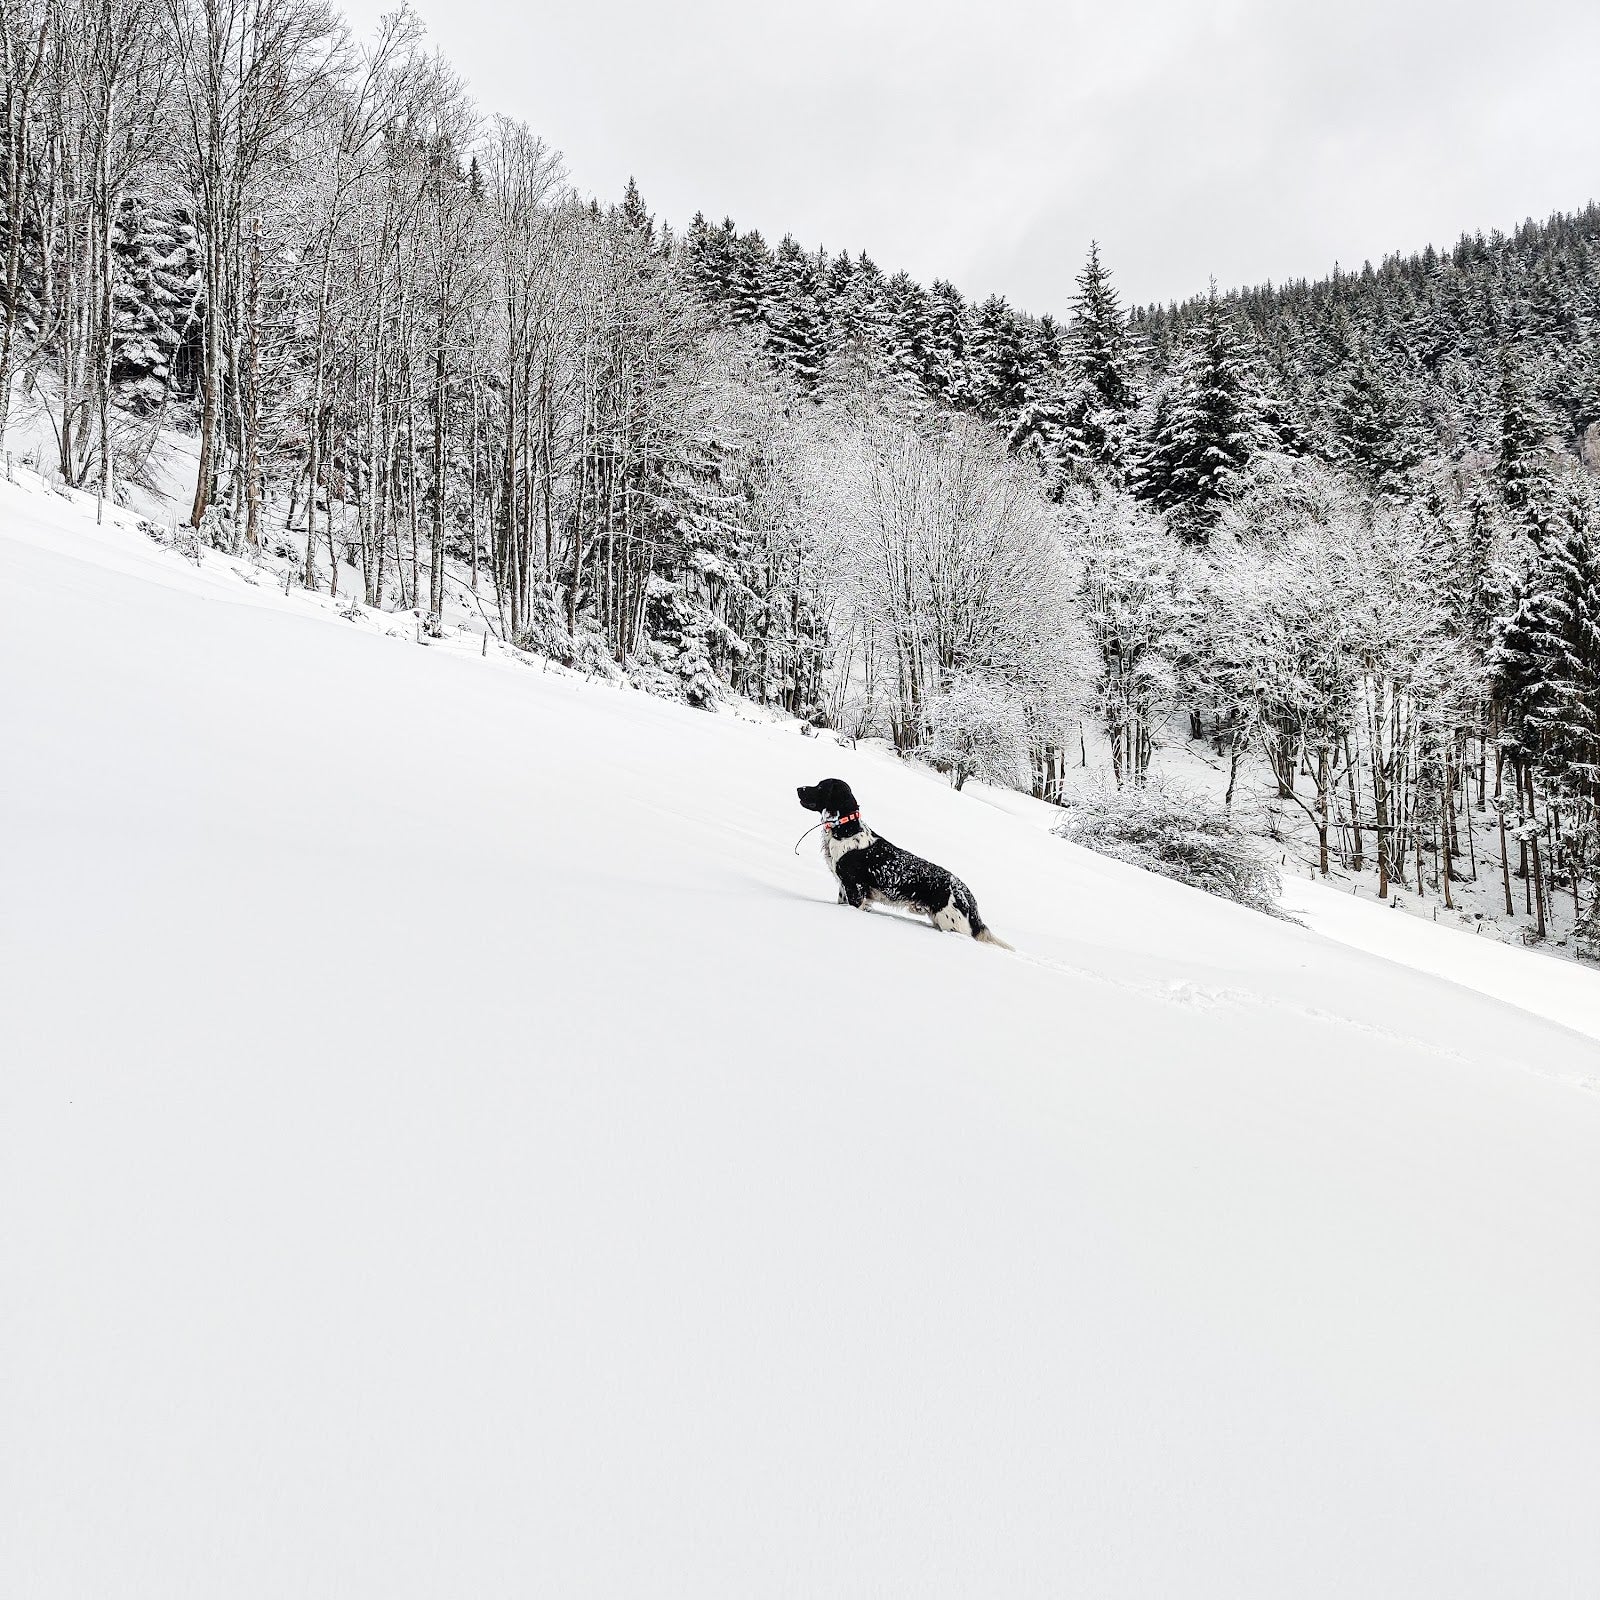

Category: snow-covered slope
[1282, 872, 1600, 1045]
[4, 478, 1599, 1598]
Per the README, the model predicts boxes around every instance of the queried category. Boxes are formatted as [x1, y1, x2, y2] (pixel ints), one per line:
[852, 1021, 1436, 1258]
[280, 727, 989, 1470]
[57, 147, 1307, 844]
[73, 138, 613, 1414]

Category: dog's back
[835, 829, 1010, 948]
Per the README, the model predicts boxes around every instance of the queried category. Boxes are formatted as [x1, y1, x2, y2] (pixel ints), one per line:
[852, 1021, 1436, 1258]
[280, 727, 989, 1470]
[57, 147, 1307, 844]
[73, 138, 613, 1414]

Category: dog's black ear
[819, 778, 858, 813]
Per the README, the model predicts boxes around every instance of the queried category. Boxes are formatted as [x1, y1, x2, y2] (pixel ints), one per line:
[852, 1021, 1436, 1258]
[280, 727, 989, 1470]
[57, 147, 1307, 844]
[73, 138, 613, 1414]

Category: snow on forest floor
[4, 475, 1600, 1597]
[2, 377, 201, 526]
[1106, 714, 1599, 968]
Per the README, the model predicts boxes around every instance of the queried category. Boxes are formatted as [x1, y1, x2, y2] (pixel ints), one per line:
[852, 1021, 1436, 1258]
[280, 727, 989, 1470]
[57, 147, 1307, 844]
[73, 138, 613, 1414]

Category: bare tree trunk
[1441, 806, 1454, 910]
[429, 314, 446, 619]
[302, 247, 334, 583]
[468, 359, 479, 593]
[1495, 746, 1513, 916]
[243, 217, 261, 547]
[1369, 700, 1391, 899]
[324, 439, 337, 598]
[0, 3, 51, 444]
[1343, 731, 1364, 873]
[58, 148, 79, 482]
[93, 46, 114, 515]
[1315, 744, 1330, 876]
[1526, 763, 1547, 939]
[190, 227, 221, 526]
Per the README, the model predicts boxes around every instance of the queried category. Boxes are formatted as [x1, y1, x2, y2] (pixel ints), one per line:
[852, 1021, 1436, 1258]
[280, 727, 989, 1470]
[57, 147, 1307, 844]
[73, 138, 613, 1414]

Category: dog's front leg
[837, 865, 869, 910]
[833, 851, 874, 911]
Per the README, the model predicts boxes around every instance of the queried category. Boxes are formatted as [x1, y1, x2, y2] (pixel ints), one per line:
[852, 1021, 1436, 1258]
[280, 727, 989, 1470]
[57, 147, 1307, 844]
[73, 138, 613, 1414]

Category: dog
[796, 778, 1011, 948]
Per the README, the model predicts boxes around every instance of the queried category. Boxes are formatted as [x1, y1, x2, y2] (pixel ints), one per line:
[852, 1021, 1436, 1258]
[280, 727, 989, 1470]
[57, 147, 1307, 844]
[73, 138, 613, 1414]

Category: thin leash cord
[793, 819, 827, 854]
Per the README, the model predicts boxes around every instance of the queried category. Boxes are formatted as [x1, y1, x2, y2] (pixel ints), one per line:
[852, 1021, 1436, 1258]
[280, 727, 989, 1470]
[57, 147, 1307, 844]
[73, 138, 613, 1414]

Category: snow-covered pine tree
[1052, 242, 1139, 487]
[1486, 506, 1576, 938]
[725, 229, 771, 324]
[1133, 288, 1282, 537]
[764, 236, 826, 393]
[926, 279, 969, 405]
[683, 212, 724, 299]
[1328, 339, 1424, 494]
[1495, 357, 1559, 525]
[820, 248, 856, 332]
[1006, 387, 1067, 492]
[816, 251, 907, 409]
[825, 249, 890, 354]
[1489, 568, 1550, 764]
[1529, 483, 1600, 808]
[884, 270, 935, 389]
[1030, 313, 1064, 374]
[619, 175, 653, 245]
[110, 193, 201, 411]
[643, 428, 755, 707]
[967, 294, 1028, 422]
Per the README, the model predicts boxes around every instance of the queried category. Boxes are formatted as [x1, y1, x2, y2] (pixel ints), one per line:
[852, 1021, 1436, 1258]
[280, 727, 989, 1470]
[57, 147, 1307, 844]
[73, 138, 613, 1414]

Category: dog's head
[797, 778, 859, 819]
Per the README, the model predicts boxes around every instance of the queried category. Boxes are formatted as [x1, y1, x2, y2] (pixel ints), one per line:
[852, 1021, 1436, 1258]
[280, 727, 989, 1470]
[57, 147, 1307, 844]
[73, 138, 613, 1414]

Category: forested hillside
[1143, 211, 1600, 469]
[2, 0, 1597, 955]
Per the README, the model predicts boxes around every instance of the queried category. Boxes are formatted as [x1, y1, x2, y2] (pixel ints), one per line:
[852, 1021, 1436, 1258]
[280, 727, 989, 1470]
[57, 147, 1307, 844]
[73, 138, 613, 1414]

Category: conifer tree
[967, 294, 1028, 421]
[618, 176, 653, 244]
[110, 193, 201, 411]
[1030, 314, 1064, 373]
[726, 229, 771, 324]
[1489, 571, 1549, 765]
[1525, 483, 1600, 794]
[1133, 289, 1281, 536]
[826, 250, 888, 354]
[1329, 341, 1423, 493]
[1054, 242, 1138, 485]
[683, 213, 743, 306]
[926, 279, 968, 403]
[765, 236, 825, 392]
[821, 249, 856, 318]
[884, 270, 934, 387]
[1495, 358, 1558, 524]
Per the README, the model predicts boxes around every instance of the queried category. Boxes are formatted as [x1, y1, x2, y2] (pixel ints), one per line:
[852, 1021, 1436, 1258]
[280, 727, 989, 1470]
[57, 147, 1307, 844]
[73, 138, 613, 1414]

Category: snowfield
[1282, 872, 1600, 1046]
[3, 476, 1600, 1598]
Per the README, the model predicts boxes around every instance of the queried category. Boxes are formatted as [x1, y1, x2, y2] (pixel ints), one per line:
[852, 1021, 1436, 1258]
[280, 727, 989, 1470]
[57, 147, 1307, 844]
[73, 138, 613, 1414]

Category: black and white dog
[797, 778, 1011, 948]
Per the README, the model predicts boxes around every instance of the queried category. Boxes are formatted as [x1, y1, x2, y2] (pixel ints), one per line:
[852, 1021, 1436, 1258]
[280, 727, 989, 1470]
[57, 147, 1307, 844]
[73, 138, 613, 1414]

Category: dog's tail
[975, 925, 1013, 951]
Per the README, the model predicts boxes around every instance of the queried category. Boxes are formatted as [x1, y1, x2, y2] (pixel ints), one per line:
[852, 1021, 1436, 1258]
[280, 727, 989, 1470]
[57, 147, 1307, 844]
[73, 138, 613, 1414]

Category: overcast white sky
[345, 0, 1600, 315]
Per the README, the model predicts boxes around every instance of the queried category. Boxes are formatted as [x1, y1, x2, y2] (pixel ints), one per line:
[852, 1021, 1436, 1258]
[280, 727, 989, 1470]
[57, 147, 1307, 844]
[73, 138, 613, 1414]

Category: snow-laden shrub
[924, 674, 1027, 791]
[512, 583, 570, 659]
[635, 631, 718, 707]
[512, 584, 620, 681]
[1055, 778, 1286, 917]
[136, 512, 201, 562]
[641, 575, 746, 708]
[198, 504, 235, 553]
